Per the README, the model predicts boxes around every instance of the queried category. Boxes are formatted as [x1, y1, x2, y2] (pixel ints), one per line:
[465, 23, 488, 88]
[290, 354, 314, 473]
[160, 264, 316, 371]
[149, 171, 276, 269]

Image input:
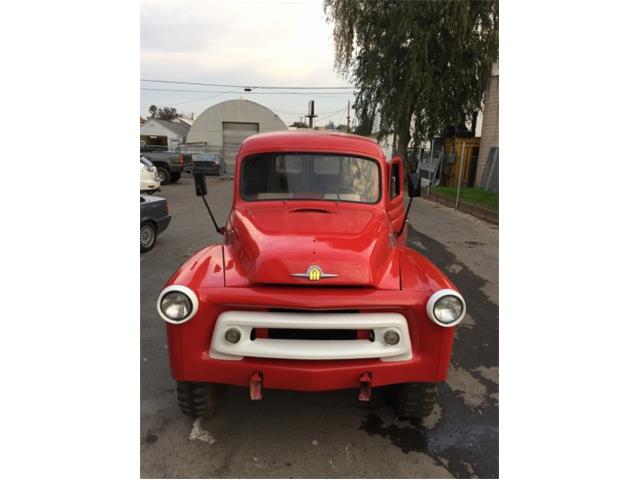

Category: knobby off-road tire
[177, 381, 217, 418]
[392, 382, 438, 419]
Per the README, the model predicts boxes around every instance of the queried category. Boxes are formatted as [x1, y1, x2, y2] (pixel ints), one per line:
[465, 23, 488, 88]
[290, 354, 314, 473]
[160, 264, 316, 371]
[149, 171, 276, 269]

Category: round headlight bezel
[157, 285, 199, 324]
[426, 289, 466, 327]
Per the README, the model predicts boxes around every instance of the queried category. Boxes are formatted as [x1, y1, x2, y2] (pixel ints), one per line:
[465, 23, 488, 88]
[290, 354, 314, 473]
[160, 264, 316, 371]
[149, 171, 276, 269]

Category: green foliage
[289, 121, 309, 128]
[432, 186, 498, 211]
[156, 107, 180, 120]
[147, 105, 180, 120]
[324, 0, 498, 158]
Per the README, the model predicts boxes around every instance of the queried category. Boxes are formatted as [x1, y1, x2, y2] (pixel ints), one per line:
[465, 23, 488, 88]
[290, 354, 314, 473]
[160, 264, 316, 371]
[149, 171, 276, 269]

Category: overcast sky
[140, 0, 356, 126]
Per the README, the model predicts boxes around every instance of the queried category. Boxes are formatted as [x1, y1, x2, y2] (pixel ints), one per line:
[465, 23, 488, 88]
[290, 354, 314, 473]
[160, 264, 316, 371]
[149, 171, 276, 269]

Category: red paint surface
[162, 131, 461, 391]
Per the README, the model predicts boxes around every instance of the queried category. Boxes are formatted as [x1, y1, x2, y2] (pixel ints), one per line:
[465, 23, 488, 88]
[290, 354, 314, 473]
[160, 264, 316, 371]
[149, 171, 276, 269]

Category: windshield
[240, 153, 381, 203]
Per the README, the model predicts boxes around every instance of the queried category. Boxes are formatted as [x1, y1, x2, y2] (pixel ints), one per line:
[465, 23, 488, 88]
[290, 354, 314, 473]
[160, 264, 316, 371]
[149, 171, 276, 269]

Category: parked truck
[141, 151, 193, 185]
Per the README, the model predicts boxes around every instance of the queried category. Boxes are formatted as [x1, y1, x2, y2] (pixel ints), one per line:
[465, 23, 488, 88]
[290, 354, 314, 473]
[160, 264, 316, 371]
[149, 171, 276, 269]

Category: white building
[140, 119, 190, 151]
[186, 99, 287, 171]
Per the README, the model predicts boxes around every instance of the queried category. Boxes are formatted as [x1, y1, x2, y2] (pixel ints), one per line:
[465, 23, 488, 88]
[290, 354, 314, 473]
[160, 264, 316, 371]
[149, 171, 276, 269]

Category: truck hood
[225, 204, 400, 289]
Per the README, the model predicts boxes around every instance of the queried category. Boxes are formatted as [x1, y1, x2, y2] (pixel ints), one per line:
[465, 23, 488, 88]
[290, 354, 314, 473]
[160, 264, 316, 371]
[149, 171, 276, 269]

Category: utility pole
[306, 100, 317, 128]
[346, 100, 351, 133]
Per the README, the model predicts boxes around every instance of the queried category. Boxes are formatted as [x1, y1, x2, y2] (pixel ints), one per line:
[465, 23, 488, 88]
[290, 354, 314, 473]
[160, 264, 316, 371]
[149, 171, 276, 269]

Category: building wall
[475, 63, 499, 186]
[140, 120, 185, 150]
[186, 99, 287, 150]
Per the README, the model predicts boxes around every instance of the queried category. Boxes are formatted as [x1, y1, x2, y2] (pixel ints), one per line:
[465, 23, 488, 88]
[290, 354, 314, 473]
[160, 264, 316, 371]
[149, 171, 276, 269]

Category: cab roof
[238, 131, 385, 160]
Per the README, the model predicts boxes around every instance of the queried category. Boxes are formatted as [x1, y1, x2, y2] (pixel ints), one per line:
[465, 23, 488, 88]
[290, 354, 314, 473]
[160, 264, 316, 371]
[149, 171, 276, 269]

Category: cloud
[140, 0, 354, 124]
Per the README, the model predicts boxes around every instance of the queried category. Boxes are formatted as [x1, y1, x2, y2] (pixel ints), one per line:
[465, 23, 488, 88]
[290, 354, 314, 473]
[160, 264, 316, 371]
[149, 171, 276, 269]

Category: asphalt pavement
[140, 176, 499, 478]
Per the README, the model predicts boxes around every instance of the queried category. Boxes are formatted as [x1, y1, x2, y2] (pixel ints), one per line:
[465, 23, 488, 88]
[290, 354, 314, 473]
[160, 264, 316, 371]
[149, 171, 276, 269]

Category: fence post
[455, 142, 466, 209]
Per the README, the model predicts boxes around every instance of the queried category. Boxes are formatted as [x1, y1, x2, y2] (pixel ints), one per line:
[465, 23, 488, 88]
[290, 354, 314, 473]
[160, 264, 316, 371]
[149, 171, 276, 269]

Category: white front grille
[209, 311, 412, 362]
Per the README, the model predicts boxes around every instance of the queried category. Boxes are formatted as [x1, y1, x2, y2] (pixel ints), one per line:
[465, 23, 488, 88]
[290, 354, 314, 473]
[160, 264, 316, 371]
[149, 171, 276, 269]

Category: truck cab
[157, 131, 466, 419]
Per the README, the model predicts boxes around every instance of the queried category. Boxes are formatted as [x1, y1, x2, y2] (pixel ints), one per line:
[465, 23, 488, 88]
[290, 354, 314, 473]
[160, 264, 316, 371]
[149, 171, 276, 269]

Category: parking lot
[141, 176, 499, 478]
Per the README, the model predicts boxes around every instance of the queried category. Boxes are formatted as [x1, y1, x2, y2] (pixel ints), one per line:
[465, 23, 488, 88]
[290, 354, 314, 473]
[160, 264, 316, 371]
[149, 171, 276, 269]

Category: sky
[140, 0, 356, 127]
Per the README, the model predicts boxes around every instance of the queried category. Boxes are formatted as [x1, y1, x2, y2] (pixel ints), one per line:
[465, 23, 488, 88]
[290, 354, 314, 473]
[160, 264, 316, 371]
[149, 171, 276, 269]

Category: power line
[165, 92, 228, 107]
[142, 93, 350, 118]
[269, 106, 346, 117]
[314, 107, 347, 121]
[141, 87, 352, 97]
[315, 107, 347, 123]
[141, 78, 355, 90]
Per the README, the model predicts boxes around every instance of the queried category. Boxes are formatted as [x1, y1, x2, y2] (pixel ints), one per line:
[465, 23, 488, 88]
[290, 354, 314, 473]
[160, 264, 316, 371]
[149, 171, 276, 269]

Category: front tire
[140, 222, 156, 252]
[177, 381, 218, 418]
[392, 382, 438, 419]
[170, 171, 181, 183]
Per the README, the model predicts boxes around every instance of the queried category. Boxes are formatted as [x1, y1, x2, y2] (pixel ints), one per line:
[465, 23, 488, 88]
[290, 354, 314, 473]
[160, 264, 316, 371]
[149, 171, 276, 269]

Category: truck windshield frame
[239, 152, 382, 204]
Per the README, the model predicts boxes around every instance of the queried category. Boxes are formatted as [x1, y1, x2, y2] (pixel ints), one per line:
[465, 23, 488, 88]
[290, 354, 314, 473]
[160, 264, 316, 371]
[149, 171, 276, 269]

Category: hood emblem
[291, 265, 338, 281]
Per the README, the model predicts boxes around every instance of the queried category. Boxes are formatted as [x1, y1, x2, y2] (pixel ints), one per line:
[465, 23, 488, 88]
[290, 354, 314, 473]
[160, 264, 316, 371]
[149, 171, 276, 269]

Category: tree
[324, 0, 498, 163]
[147, 105, 181, 120]
[289, 121, 309, 128]
[156, 107, 180, 121]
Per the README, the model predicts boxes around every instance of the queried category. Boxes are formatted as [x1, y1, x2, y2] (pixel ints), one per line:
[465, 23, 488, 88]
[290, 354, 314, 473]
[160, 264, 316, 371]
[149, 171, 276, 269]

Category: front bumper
[164, 287, 455, 391]
[140, 178, 160, 192]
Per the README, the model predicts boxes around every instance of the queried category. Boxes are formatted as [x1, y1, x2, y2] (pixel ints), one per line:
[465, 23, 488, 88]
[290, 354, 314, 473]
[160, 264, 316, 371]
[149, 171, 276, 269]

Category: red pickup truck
[157, 131, 465, 419]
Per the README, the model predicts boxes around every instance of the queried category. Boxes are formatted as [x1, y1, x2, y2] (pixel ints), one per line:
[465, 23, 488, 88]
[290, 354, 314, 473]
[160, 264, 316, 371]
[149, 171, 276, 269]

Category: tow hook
[358, 372, 372, 401]
[249, 371, 263, 400]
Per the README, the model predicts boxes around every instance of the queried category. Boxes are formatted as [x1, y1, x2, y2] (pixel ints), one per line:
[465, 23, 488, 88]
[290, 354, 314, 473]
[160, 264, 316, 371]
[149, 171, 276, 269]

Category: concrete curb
[423, 191, 499, 225]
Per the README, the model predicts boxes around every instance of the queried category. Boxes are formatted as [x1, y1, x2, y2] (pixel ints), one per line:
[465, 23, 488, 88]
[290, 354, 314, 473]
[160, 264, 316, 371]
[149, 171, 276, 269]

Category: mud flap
[358, 372, 372, 401]
[249, 371, 263, 400]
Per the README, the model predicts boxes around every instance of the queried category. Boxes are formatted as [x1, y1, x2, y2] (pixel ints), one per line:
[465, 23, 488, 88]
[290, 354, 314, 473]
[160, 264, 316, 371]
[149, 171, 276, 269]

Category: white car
[140, 156, 160, 193]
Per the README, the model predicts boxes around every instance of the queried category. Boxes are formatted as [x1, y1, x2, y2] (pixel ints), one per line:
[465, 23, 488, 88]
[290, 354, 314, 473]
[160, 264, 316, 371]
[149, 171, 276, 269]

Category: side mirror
[408, 172, 421, 198]
[194, 170, 207, 196]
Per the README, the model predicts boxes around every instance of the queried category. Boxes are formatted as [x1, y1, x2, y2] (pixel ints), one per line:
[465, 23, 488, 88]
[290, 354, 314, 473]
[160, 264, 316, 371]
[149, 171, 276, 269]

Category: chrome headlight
[157, 285, 198, 324]
[427, 289, 466, 327]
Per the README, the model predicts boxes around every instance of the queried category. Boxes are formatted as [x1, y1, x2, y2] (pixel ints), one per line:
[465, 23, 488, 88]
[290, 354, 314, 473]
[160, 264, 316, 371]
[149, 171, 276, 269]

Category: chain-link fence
[176, 142, 223, 155]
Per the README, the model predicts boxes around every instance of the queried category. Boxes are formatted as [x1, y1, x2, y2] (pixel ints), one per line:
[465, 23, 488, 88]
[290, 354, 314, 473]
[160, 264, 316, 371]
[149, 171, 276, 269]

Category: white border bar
[209, 311, 412, 362]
